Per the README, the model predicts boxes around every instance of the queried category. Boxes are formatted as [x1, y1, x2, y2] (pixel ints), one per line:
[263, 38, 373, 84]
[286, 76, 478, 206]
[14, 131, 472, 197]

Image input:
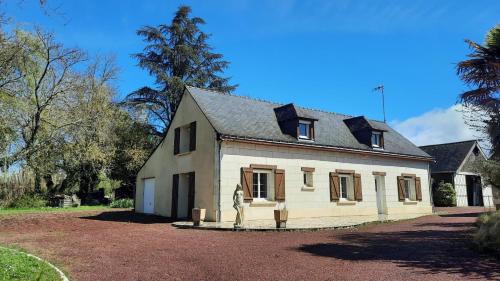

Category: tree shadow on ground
[415, 222, 473, 228]
[438, 212, 485, 218]
[79, 211, 175, 224]
[298, 227, 500, 280]
[299, 210, 498, 280]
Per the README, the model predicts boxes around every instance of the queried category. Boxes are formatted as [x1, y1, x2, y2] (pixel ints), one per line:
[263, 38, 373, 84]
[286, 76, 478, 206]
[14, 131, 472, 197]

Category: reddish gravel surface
[0, 207, 498, 281]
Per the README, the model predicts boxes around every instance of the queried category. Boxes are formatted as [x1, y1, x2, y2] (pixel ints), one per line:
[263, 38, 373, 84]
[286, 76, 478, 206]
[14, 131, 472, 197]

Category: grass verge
[0, 247, 62, 281]
[0, 205, 110, 216]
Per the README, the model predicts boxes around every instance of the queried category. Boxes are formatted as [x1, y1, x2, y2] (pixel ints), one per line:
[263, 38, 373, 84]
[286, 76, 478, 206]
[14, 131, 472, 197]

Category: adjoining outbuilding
[135, 86, 434, 223]
[420, 140, 498, 209]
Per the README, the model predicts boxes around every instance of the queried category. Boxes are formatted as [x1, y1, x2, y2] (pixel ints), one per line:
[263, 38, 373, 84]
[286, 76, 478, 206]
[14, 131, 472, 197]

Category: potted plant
[274, 203, 288, 228]
[192, 208, 205, 226]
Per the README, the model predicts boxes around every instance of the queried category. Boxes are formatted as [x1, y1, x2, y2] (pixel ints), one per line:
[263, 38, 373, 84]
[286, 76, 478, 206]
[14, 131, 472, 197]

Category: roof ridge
[187, 85, 384, 122]
[186, 85, 284, 106]
[419, 139, 477, 147]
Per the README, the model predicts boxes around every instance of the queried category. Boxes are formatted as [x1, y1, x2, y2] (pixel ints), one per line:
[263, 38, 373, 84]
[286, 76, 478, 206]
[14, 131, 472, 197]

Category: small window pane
[404, 177, 416, 201]
[372, 133, 380, 147]
[304, 172, 313, 187]
[260, 173, 267, 198]
[253, 173, 259, 198]
[340, 176, 348, 198]
[299, 122, 310, 138]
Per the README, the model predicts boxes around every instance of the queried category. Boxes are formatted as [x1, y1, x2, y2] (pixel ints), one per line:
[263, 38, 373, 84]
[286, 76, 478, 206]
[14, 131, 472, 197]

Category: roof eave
[219, 134, 434, 162]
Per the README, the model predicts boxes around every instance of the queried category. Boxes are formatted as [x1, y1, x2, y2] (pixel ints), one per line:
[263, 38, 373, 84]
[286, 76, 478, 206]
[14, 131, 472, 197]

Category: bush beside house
[110, 198, 134, 208]
[433, 181, 456, 207]
[474, 211, 500, 255]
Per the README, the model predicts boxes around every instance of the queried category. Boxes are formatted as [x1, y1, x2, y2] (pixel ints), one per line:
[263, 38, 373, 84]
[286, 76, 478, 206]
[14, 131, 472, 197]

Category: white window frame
[339, 174, 355, 201]
[252, 170, 274, 201]
[371, 132, 381, 148]
[404, 176, 417, 201]
[303, 171, 314, 188]
[298, 120, 311, 140]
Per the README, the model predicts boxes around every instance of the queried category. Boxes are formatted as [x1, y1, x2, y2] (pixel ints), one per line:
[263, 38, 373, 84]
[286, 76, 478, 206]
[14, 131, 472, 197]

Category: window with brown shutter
[274, 169, 285, 201]
[329, 172, 340, 201]
[241, 167, 253, 202]
[174, 127, 180, 155]
[354, 173, 363, 201]
[397, 176, 405, 201]
[415, 177, 422, 201]
[189, 122, 196, 151]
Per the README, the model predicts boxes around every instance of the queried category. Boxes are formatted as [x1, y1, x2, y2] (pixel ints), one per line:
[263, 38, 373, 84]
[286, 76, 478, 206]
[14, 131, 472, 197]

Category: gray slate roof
[187, 86, 431, 158]
[419, 140, 476, 173]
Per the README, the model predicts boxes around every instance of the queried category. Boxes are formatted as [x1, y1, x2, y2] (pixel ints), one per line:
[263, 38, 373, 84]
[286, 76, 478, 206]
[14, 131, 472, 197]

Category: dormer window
[274, 103, 318, 140]
[371, 132, 382, 148]
[298, 120, 312, 140]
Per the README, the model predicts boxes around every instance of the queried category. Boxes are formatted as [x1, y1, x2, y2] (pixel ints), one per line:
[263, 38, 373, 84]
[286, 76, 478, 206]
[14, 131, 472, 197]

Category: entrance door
[177, 174, 190, 219]
[375, 175, 387, 217]
[466, 175, 484, 206]
[171, 172, 195, 220]
[143, 178, 155, 214]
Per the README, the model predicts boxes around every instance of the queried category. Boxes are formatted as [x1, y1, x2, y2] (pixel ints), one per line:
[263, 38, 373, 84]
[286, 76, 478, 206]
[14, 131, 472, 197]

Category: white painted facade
[218, 141, 432, 222]
[454, 173, 495, 208]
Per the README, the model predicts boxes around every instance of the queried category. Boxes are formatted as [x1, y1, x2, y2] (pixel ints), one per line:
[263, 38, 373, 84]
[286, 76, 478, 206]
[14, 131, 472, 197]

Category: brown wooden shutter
[241, 167, 253, 202]
[329, 172, 340, 201]
[397, 176, 405, 201]
[275, 169, 285, 202]
[189, 122, 196, 151]
[188, 172, 195, 219]
[171, 174, 179, 218]
[174, 127, 180, 155]
[354, 173, 363, 201]
[310, 122, 315, 139]
[415, 177, 422, 201]
[380, 133, 384, 148]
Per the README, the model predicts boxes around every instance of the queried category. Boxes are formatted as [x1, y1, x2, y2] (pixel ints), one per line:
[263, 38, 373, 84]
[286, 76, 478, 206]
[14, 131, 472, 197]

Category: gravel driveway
[0, 207, 498, 281]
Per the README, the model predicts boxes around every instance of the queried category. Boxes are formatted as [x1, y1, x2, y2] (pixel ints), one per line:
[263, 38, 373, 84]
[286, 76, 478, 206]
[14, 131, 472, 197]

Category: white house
[420, 140, 499, 209]
[135, 86, 434, 222]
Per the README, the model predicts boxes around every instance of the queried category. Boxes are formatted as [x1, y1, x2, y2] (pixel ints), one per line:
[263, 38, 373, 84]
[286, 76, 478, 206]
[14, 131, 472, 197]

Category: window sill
[249, 201, 277, 207]
[176, 151, 192, 156]
[301, 186, 315, 191]
[403, 200, 418, 205]
[337, 200, 356, 206]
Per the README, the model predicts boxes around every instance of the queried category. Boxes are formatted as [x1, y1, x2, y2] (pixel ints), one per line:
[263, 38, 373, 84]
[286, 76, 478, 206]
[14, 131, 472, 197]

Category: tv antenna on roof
[373, 85, 386, 123]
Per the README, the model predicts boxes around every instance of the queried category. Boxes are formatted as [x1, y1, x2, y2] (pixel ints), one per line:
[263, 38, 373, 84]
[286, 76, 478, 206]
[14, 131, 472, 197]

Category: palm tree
[457, 24, 500, 108]
[457, 25, 500, 157]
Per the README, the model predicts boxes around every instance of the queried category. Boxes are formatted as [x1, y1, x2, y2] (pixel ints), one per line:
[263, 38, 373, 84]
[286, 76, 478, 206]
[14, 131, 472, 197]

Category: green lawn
[0, 205, 111, 216]
[0, 247, 62, 281]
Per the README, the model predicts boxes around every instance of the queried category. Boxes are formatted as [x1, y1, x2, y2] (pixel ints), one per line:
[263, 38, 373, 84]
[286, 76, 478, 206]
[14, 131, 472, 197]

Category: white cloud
[391, 104, 487, 147]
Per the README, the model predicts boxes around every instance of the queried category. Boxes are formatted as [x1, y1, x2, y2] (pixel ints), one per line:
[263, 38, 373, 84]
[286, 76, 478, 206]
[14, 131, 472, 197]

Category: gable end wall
[135, 92, 218, 220]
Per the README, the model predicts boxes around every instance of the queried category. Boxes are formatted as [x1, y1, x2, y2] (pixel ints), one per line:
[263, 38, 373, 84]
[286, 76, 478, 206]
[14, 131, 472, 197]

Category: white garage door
[143, 178, 155, 214]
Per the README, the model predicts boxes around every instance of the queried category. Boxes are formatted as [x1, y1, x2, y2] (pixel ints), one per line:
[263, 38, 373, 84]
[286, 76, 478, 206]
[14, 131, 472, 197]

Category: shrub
[110, 198, 133, 208]
[7, 194, 48, 209]
[433, 181, 456, 207]
[474, 211, 500, 254]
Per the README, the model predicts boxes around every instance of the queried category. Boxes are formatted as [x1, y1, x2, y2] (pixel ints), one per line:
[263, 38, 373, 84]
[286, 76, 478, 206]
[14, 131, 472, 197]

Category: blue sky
[4, 0, 499, 145]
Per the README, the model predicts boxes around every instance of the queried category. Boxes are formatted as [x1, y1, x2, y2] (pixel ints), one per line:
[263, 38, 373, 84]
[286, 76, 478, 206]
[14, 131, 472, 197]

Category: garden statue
[233, 184, 244, 228]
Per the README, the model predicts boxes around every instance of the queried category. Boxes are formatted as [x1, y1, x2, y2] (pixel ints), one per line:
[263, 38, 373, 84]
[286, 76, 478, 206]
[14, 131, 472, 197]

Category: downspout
[215, 133, 222, 222]
[427, 162, 434, 212]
